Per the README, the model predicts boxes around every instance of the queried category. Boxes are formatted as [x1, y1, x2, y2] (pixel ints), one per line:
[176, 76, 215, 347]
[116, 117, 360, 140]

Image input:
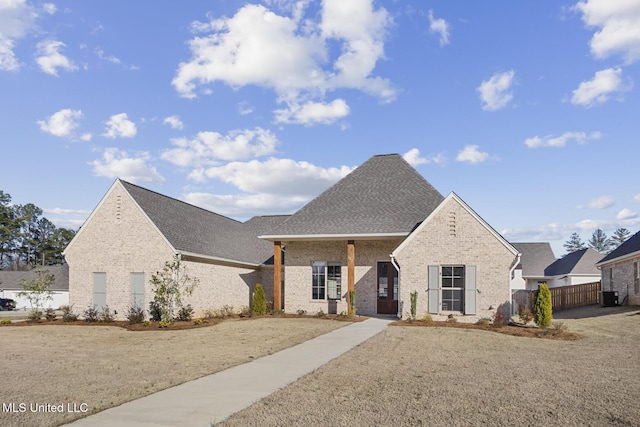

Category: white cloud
[172, 1, 394, 123]
[94, 47, 121, 64]
[617, 208, 638, 220]
[525, 131, 601, 148]
[634, 194, 640, 203]
[578, 195, 615, 209]
[402, 148, 445, 167]
[90, 148, 164, 184]
[274, 99, 350, 125]
[238, 101, 254, 115]
[35, 40, 78, 76]
[574, 0, 640, 63]
[571, 68, 630, 107]
[428, 9, 450, 46]
[477, 70, 515, 111]
[163, 115, 184, 130]
[0, 0, 37, 71]
[102, 113, 137, 139]
[184, 192, 307, 218]
[44, 207, 91, 216]
[456, 145, 490, 164]
[162, 128, 278, 167]
[190, 157, 353, 196]
[80, 133, 92, 142]
[42, 3, 56, 15]
[37, 108, 83, 138]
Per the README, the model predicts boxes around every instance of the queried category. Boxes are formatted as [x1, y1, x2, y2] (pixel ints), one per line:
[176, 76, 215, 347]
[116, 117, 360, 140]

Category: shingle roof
[0, 265, 69, 291]
[597, 230, 640, 265]
[511, 243, 557, 277]
[266, 154, 444, 237]
[544, 248, 602, 276]
[121, 181, 286, 265]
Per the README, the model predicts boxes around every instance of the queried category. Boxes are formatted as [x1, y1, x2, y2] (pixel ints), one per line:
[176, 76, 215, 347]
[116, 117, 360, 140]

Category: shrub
[61, 305, 78, 322]
[421, 313, 433, 323]
[176, 304, 194, 322]
[316, 309, 326, 317]
[238, 305, 251, 317]
[551, 321, 567, 331]
[220, 305, 235, 317]
[83, 306, 99, 322]
[193, 318, 208, 326]
[296, 309, 307, 316]
[492, 311, 507, 328]
[348, 289, 356, 315]
[1, 319, 11, 325]
[99, 306, 115, 323]
[158, 320, 172, 328]
[126, 305, 145, 324]
[533, 283, 553, 329]
[17, 269, 54, 320]
[252, 283, 267, 316]
[143, 320, 152, 327]
[476, 318, 491, 326]
[410, 291, 418, 320]
[519, 307, 533, 325]
[27, 309, 43, 321]
[149, 301, 163, 322]
[150, 255, 199, 323]
[447, 316, 458, 323]
[45, 308, 56, 321]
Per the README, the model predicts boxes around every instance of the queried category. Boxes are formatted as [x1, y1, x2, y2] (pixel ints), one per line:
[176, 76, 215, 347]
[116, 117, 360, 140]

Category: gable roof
[511, 243, 557, 278]
[597, 230, 640, 266]
[544, 248, 601, 277]
[0, 265, 69, 291]
[393, 192, 519, 258]
[121, 181, 288, 266]
[261, 154, 444, 240]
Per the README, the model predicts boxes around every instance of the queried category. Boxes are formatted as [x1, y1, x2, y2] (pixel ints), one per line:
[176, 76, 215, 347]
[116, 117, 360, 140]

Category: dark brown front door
[377, 262, 398, 315]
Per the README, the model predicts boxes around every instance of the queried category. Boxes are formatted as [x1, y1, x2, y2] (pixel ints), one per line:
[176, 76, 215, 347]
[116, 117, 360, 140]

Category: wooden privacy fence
[513, 281, 601, 313]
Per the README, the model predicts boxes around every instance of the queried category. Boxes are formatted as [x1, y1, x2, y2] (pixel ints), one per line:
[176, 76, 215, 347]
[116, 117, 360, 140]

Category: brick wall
[394, 196, 517, 323]
[601, 256, 640, 305]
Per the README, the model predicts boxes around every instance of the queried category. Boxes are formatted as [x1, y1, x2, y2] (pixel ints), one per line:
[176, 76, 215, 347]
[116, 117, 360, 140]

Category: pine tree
[610, 228, 631, 250]
[252, 283, 267, 316]
[563, 232, 586, 255]
[588, 229, 614, 254]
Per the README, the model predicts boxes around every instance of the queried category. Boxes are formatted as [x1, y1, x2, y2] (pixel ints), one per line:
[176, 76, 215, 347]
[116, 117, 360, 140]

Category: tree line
[0, 190, 76, 270]
[563, 227, 633, 256]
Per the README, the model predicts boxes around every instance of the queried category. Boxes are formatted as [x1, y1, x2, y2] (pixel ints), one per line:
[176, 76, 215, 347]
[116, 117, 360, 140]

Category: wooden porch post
[273, 241, 282, 311]
[347, 240, 355, 315]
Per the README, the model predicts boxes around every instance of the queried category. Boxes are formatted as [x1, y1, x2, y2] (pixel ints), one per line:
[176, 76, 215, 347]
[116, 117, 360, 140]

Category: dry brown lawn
[0, 317, 349, 427]
[222, 306, 640, 427]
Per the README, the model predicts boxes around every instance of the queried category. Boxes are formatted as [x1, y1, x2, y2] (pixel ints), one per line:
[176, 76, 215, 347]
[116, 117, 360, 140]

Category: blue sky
[1, 0, 639, 256]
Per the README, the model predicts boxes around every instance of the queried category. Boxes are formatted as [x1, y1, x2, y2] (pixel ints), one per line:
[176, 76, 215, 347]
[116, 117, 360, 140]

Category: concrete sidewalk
[66, 317, 391, 427]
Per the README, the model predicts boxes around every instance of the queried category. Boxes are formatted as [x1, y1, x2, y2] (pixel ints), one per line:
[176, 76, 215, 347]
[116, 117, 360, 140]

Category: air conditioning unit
[601, 291, 619, 307]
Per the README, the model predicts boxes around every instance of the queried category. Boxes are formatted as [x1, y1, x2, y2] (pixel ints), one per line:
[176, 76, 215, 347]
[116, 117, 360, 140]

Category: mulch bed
[0, 313, 363, 331]
[390, 319, 582, 341]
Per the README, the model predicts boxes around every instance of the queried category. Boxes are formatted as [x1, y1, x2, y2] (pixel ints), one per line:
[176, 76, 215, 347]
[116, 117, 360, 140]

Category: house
[0, 265, 69, 309]
[543, 248, 602, 288]
[511, 243, 557, 290]
[65, 154, 521, 322]
[596, 230, 640, 305]
[63, 180, 286, 317]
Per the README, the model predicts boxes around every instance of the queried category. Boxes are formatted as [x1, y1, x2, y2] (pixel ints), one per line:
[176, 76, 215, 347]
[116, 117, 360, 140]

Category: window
[130, 273, 145, 308]
[312, 262, 341, 300]
[441, 266, 464, 312]
[93, 272, 106, 310]
[634, 262, 639, 294]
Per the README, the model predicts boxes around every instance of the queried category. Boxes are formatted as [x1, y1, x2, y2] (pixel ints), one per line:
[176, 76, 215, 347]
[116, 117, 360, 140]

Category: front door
[377, 262, 398, 314]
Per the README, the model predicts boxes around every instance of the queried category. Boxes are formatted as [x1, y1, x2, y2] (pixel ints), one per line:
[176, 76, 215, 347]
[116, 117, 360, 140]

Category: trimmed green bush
[410, 291, 418, 320]
[533, 283, 553, 328]
[252, 283, 267, 316]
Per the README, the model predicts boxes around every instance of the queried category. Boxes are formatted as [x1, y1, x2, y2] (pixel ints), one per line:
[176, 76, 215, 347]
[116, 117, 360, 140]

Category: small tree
[150, 255, 199, 323]
[252, 283, 267, 315]
[563, 232, 586, 255]
[588, 229, 614, 254]
[17, 268, 54, 320]
[533, 283, 553, 329]
[410, 290, 418, 320]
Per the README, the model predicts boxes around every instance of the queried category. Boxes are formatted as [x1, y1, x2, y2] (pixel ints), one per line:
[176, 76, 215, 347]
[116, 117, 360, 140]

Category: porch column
[273, 241, 282, 311]
[347, 240, 355, 315]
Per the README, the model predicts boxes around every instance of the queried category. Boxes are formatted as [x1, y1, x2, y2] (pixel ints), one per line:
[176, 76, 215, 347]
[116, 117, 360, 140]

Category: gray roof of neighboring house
[266, 154, 445, 237]
[544, 248, 602, 276]
[512, 243, 557, 277]
[121, 181, 287, 265]
[597, 230, 640, 265]
[0, 265, 69, 291]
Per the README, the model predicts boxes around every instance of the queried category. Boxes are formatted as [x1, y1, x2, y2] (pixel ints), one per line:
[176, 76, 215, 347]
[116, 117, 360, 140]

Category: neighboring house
[543, 248, 602, 288]
[63, 180, 286, 317]
[511, 243, 557, 290]
[0, 265, 69, 309]
[596, 230, 640, 305]
[66, 154, 521, 322]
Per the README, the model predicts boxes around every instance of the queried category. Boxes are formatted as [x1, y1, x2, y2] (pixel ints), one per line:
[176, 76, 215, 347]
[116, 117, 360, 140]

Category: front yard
[221, 306, 640, 427]
[0, 317, 349, 427]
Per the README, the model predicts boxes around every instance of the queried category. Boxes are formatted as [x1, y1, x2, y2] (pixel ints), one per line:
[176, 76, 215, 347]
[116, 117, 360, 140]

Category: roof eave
[259, 232, 408, 242]
[177, 251, 261, 268]
[596, 250, 640, 267]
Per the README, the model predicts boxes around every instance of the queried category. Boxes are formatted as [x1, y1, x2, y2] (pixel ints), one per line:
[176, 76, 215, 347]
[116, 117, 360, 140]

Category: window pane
[441, 266, 465, 312]
[378, 277, 388, 299]
[442, 266, 452, 276]
[454, 266, 464, 277]
[327, 264, 341, 300]
[312, 262, 326, 300]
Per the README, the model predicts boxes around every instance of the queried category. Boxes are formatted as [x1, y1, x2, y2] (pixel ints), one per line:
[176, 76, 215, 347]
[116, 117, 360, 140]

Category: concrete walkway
[66, 317, 391, 427]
